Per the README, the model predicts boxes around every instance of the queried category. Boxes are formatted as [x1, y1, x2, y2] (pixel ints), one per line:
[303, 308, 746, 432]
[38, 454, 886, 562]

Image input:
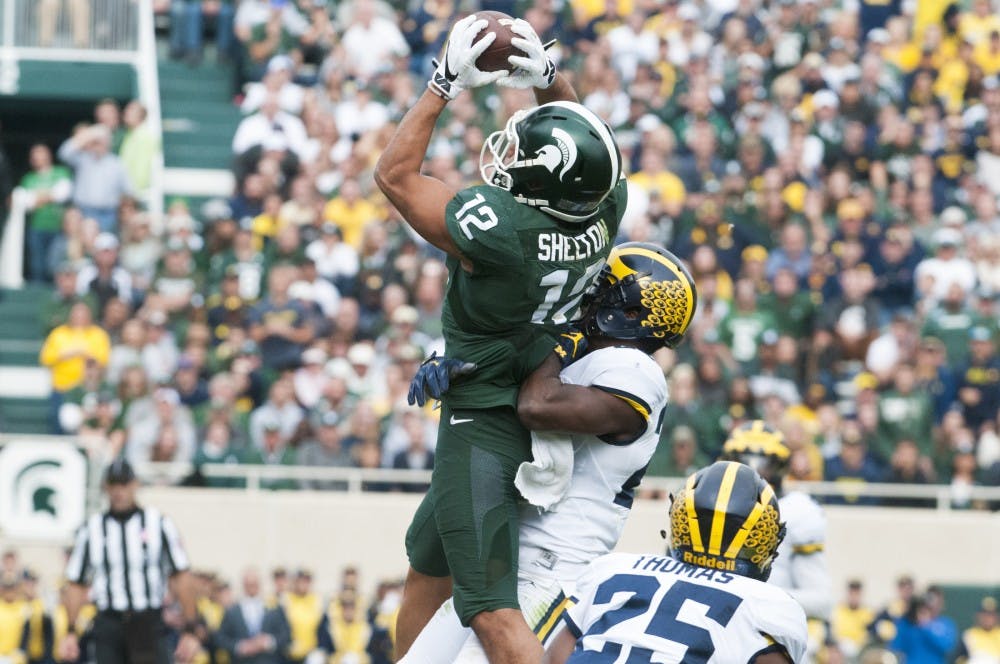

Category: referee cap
[104, 458, 136, 485]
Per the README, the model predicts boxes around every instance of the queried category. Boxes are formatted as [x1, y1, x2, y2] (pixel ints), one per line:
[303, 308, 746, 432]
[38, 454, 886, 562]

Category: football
[473, 10, 525, 72]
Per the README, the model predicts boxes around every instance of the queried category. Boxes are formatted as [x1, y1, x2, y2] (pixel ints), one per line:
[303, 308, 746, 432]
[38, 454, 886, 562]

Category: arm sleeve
[38, 329, 63, 368]
[57, 139, 82, 169]
[785, 552, 833, 620]
[64, 521, 91, 584]
[752, 593, 809, 664]
[444, 187, 525, 268]
[584, 349, 668, 425]
[160, 515, 191, 574]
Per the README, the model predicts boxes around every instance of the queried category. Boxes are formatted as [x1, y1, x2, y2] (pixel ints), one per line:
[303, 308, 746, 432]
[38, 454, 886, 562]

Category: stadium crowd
[0, 546, 995, 664]
[6, 0, 1000, 506]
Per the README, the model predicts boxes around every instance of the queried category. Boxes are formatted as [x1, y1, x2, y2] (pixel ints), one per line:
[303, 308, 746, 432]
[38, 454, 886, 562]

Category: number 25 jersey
[441, 181, 626, 410]
[564, 552, 808, 663]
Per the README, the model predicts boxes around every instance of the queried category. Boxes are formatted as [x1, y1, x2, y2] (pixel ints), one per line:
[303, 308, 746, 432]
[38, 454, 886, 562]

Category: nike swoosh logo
[450, 415, 474, 425]
[443, 48, 456, 81]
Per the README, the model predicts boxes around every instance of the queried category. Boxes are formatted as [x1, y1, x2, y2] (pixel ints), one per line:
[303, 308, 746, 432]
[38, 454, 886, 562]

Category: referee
[61, 459, 203, 664]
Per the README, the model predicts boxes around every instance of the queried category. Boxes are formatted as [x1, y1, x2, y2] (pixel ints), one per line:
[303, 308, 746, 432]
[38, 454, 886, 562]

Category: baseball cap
[933, 227, 963, 247]
[104, 458, 136, 484]
[940, 206, 967, 226]
[760, 329, 780, 346]
[154, 387, 180, 406]
[201, 198, 233, 223]
[391, 305, 419, 326]
[742, 245, 768, 262]
[347, 343, 375, 366]
[267, 54, 294, 74]
[677, 3, 699, 20]
[738, 52, 765, 72]
[970, 326, 992, 341]
[176, 354, 196, 370]
[94, 232, 119, 251]
[319, 410, 339, 427]
[854, 372, 879, 391]
[813, 89, 840, 110]
[302, 347, 328, 365]
[867, 28, 890, 44]
[262, 417, 282, 432]
[981, 597, 998, 613]
[288, 280, 313, 301]
[320, 222, 341, 236]
[837, 198, 865, 219]
[55, 261, 76, 275]
[802, 53, 825, 69]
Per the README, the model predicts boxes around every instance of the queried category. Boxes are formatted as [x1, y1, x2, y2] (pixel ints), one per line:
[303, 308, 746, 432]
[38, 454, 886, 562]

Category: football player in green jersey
[374, 14, 626, 664]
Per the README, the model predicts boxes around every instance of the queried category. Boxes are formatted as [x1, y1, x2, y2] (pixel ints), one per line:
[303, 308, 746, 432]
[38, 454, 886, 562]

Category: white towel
[515, 430, 575, 511]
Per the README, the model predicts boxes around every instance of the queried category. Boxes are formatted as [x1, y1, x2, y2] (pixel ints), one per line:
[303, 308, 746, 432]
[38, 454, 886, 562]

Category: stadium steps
[158, 57, 241, 175]
[0, 286, 52, 434]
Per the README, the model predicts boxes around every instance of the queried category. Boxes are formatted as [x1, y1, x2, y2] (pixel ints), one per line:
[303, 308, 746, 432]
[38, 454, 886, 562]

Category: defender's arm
[517, 355, 644, 440]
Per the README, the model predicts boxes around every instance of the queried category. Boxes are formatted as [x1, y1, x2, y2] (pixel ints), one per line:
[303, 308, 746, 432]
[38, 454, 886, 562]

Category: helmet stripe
[708, 462, 741, 556]
[723, 502, 766, 559]
[543, 101, 620, 192]
[684, 473, 704, 554]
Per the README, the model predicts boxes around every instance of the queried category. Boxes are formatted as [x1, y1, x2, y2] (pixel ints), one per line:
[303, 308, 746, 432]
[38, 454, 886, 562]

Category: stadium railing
[3, 435, 997, 512]
[0, 0, 163, 288]
[137, 462, 1000, 511]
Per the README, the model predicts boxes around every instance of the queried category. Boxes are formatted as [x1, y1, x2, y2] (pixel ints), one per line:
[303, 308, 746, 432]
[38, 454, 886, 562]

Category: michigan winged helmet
[719, 420, 792, 491]
[580, 242, 697, 352]
[667, 461, 786, 581]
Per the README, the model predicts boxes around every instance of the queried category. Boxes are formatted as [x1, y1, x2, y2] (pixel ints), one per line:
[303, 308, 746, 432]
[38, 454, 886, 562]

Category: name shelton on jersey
[537, 220, 611, 262]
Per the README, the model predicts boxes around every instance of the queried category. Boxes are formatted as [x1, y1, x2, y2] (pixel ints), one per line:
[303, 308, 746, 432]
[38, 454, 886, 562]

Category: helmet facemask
[480, 110, 528, 192]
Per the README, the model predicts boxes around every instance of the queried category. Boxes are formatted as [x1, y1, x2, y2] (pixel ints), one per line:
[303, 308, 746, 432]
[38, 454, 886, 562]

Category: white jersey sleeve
[771, 491, 832, 619]
[564, 553, 809, 663]
[560, 347, 668, 433]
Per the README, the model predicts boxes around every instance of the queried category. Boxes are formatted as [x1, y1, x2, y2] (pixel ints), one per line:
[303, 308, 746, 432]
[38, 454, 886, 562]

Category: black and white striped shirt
[65, 507, 190, 611]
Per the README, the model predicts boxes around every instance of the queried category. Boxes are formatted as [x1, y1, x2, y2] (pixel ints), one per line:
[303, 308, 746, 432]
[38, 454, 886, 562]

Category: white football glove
[428, 15, 509, 101]
[497, 19, 556, 90]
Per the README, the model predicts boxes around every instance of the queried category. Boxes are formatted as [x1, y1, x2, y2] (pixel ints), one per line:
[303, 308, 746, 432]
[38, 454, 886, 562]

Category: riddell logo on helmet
[682, 551, 736, 571]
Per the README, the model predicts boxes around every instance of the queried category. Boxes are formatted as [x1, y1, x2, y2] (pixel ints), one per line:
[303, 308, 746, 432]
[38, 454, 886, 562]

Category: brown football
[473, 11, 525, 72]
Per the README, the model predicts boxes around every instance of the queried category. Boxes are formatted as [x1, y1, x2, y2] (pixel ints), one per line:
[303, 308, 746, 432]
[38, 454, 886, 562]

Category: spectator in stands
[242, 55, 304, 115]
[892, 586, 958, 664]
[57, 124, 131, 232]
[40, 262, 97, 333]
[832, 580, 874, 659]
[38, 0, 89, 48]
[232, 94, 309, 160]
[170, 0, 236, 65]
[119, 101, 160, 197]
[249, 378, 302, 450]
[243, 418, 296, 490]
[284, 569, 323, 663]
[339, 0, 409, 82]
[20, 144, 72, 283]
[955, 597, 1000, 663]
[823, 425, 885, 506]
[296, 411, 351, 491]
[883, 441, 937, 509]
[957, 326, 1000, 431]
[217, 567, 290, 664]
[390, 410, 434, 491]
[39, 301, 110, 433]
[248, 265, 315, 371]
[126, 387, 197, 467]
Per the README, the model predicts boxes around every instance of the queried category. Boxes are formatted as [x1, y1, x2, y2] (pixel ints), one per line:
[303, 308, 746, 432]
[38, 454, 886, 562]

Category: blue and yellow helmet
[719, 420, 791, 490]
[667, 461, 786, 581]
[581, 242, 697, 351]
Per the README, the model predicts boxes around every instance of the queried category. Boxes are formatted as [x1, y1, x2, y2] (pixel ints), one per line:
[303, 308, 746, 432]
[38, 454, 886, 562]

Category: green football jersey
[441, 180, 627, 409]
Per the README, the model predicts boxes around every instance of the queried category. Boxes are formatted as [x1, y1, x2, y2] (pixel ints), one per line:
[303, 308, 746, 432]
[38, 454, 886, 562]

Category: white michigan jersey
[519, 346, 668, 582]
[769, 491, 832, 620]
[565, 553, 808, 663]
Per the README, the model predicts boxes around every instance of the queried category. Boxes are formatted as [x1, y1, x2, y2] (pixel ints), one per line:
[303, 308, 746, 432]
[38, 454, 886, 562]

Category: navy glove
[553, 326, 588, 368]
[408, 352, 478, 407]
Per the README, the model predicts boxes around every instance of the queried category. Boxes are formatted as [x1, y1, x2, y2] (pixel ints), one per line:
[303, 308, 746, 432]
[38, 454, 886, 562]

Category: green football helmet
[480, 101, 623, 223]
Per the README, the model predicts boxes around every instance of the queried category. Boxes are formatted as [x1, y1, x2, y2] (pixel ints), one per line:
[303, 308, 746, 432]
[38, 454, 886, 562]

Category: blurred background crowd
[2, 0, 1000, 507]
[0, 546, 995, 664]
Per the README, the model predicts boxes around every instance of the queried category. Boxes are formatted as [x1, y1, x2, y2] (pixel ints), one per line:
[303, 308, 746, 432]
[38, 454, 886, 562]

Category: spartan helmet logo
[532, 127, 578, 181]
